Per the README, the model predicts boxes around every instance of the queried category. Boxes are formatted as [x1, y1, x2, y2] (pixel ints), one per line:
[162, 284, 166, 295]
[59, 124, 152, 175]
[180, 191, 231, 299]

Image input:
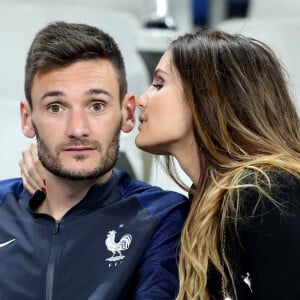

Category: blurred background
[0, 0, 299, 195]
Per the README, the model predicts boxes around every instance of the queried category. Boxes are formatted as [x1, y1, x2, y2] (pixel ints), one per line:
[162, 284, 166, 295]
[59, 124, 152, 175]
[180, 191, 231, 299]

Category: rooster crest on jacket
[105, 229, 132, 266]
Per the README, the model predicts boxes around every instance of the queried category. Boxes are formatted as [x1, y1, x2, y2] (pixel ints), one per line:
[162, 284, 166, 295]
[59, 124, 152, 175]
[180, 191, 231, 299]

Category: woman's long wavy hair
[165, 30, 300, 299]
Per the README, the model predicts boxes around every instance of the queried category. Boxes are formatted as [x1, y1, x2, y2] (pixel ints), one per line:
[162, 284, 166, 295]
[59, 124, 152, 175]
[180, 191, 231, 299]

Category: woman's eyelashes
[152, 79, 164, 90]
[152, 83, 163, 90]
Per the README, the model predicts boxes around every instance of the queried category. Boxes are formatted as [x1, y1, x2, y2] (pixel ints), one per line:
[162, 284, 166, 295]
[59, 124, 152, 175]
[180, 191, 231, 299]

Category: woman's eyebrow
[153, 68, 169, 78]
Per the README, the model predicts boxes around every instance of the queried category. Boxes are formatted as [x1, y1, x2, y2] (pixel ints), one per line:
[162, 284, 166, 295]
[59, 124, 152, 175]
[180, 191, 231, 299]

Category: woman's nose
[137, 92, 147, 109]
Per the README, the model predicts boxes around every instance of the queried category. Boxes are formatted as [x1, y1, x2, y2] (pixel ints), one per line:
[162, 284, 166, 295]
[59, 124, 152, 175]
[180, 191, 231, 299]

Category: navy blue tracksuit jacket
[0, 168, 189, 300]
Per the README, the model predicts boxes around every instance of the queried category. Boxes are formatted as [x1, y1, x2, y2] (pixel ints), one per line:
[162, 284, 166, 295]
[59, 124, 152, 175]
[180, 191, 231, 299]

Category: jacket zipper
[46, 220, 61, 300]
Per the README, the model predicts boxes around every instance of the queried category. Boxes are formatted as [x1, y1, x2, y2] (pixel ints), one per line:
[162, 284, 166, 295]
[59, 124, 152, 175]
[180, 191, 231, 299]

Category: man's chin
[45, 166, 103, 181]
[56, 170, 102, 181]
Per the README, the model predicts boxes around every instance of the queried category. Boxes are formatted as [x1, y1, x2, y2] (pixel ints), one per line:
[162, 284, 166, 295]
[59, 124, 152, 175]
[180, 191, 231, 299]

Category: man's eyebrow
[40, 90, 65, 101]
[40, 89, 113, 101]
[85, 88, 112, 98]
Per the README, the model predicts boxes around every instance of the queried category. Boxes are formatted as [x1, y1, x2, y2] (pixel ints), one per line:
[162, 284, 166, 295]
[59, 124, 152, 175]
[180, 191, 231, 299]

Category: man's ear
[121, 93, 136, 133]
[20, 100, 35, 138]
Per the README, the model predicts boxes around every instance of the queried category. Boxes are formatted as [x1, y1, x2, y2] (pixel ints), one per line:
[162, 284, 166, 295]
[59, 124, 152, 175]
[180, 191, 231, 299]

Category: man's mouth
[64, 146, 96, 152]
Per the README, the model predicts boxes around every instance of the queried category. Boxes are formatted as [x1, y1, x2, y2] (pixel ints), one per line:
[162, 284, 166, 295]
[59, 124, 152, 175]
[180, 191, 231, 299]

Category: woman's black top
[207, 171, 300, 300]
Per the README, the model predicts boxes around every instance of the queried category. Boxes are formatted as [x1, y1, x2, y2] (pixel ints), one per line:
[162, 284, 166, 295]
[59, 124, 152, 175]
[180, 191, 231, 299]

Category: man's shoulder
[118, 169, 186, 199]
[0, 177, 24, 200]
[117, 169, 189, 221]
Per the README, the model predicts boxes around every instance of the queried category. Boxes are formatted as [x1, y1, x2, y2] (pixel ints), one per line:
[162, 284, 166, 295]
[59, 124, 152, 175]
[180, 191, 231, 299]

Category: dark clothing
[0, 168, 189, 300]
[116, 151, 136, 178]
[208, 172, 300, 300]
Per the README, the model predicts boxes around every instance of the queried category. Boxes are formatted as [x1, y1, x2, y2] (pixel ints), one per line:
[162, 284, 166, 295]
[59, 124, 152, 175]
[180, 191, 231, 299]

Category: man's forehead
[31, 60, 120, 97]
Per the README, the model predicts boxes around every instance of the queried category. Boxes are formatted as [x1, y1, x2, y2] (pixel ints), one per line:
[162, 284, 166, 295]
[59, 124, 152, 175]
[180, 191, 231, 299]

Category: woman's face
[135, 50, 194, 156]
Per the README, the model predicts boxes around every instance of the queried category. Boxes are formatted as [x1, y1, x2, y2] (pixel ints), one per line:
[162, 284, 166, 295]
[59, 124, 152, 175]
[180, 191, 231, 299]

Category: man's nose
[66, 110, 90, 139]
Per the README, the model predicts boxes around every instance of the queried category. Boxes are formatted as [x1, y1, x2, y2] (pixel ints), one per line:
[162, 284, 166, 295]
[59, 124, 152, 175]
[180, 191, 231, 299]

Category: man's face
[23, 59, 125, 181]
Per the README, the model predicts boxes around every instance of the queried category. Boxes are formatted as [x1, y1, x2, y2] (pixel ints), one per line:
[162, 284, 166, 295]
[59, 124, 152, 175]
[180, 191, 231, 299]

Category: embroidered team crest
[105, 228, 132, 267]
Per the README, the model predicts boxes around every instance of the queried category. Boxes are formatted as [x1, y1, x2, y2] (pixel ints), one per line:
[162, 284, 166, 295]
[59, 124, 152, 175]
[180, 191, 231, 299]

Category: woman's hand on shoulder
[19, 142, 46, 195]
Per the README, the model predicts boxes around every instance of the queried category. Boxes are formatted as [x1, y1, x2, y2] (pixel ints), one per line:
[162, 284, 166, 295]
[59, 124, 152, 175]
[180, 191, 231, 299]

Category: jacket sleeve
[129, 202, 188, 300]
[233, 174, 300, 299]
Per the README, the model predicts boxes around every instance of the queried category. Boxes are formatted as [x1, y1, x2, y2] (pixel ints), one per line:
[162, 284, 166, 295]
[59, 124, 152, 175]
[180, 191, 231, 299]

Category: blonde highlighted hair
[164, 30, 300, 299]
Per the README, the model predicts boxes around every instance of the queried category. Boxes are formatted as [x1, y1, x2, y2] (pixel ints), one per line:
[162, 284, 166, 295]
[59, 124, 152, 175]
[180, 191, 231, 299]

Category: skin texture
[22, 59, 132, 179]
[21, 51, 201, 192]
[135, 50, 201, 182]
[20, 59, 135, 219]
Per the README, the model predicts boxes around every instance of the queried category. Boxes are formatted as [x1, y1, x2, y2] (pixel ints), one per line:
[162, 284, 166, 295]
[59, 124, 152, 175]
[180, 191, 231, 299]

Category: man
[0, 21, 188, 299]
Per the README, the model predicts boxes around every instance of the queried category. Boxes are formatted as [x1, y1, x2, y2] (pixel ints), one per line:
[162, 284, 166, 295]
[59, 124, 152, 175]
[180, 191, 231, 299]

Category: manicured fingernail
[41, 187, 47, 194]
[43, 179, 47, 186]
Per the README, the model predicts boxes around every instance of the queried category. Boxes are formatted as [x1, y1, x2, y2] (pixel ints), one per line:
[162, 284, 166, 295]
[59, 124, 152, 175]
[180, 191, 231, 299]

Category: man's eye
[91, 102, 105, 112]
[47, 104, 63, 113]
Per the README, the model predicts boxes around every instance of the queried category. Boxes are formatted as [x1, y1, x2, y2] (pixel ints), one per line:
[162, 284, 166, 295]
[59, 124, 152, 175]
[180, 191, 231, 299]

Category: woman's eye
[152, 83, 163, 90]
[47, 104, 63, 113]
[91, 102, 105, 112]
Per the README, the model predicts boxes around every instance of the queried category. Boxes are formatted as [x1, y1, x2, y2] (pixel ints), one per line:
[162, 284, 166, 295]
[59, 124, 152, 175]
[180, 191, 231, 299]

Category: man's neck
[36, 170, 112, 220]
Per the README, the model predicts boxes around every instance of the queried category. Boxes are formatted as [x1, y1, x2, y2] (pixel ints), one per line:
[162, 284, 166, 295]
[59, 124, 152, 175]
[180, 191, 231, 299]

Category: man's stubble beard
[31, 121, 121, 181]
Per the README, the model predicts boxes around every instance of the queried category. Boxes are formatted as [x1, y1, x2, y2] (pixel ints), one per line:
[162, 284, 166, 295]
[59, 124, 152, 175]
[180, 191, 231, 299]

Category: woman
[20, 30, 300, 299]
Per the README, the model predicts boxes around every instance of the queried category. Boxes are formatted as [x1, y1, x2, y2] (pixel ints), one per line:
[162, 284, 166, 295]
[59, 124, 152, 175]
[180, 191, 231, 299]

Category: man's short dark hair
[25, 21, 127, 106]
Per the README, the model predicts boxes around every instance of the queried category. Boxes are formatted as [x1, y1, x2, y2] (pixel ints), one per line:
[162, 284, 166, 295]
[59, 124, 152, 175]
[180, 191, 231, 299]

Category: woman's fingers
[19, 143, 46, 194]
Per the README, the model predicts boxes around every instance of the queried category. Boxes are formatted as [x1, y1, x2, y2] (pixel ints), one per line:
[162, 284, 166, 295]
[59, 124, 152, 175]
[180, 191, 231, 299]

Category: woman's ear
[20, 100, 35, 138]
[121, 93, 136, 133]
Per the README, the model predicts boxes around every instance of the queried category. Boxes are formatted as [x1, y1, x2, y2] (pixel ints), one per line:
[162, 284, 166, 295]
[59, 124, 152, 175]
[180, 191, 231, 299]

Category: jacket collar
[23, 168, 123, 217]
